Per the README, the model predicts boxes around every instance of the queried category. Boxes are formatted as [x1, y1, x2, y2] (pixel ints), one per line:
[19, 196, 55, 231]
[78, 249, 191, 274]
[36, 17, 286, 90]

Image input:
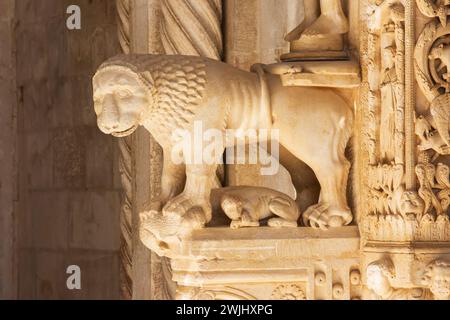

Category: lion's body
[94, 54, 354, 229]
[141, 56, 353, 163]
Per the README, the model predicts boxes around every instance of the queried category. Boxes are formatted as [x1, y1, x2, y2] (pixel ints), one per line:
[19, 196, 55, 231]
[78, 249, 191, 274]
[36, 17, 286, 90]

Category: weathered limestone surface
[14, 0, 121, 299]
[225, 0, 303, 70]
[173, 227, 362, 300]
[108, 0, 450, 300]
[2, 0, 449, 301]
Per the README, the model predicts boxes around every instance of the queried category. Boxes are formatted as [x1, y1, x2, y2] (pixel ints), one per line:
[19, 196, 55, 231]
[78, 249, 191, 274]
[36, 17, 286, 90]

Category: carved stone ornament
[271, 284, 306, 300]
[420, 259, 450, 300]
[176, 286, 257, 301]
[90, 0, 450, 300]
[358, 0, 450, 301]
[365, 258, 430, 300]
[93, 53, 354, 243]
[413, 2, 450, 227]
[416, 0, 450, 27]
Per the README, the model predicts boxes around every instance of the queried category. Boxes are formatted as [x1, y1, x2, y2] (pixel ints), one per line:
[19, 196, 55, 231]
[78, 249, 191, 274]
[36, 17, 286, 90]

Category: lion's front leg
[147, 151, 186, 212]
[162, 164, 218, 228]
[303, 158, 353, 230]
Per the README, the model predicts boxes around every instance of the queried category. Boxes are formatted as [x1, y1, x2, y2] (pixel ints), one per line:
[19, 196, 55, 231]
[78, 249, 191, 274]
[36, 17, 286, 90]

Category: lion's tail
[337, 110, 354, 162]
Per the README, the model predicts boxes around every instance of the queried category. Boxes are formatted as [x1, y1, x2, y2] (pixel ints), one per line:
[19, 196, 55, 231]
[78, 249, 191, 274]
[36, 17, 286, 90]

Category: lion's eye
[116, 89, 132, 99]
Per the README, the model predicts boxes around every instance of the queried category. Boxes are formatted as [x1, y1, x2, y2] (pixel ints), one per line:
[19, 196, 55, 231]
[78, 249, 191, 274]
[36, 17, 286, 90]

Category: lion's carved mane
[96, 54, 207, 139]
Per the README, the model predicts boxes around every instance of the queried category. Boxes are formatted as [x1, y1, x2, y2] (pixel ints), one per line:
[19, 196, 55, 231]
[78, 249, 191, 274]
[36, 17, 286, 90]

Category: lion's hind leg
[303, 120, 353, 229]
[267, 197, 299, 228]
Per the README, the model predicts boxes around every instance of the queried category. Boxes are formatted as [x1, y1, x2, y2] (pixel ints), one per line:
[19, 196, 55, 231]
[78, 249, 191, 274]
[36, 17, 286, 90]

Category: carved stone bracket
[166, 227, 362, 300]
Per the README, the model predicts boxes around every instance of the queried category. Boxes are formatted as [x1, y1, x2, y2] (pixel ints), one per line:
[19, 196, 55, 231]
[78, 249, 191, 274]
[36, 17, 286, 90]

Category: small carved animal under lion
[93, 54, 354, 231]
[213, 186, 300, 229]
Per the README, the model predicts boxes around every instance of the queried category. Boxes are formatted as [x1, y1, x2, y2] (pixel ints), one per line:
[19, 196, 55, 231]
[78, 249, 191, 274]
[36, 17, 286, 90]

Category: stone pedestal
[171, 227, 363, 300]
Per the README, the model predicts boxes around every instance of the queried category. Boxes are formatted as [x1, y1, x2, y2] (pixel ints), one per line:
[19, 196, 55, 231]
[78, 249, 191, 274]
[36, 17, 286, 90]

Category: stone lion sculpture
[93, 54, 353, 231]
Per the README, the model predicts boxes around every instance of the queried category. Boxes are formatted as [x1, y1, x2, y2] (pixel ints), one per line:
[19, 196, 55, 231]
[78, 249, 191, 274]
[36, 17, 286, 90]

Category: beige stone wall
[14, 0, 121, 299]
[225, 0, 303, 70]
[0, 0, 18, 300]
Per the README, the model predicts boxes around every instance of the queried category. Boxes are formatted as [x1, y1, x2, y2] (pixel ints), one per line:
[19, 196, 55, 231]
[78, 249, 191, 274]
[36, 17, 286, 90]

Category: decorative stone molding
[358, 0, 450, 300]
[176, 286, 257, 300]
[96, 0, 450, 300]
[416, 0, 450, 26]
[413, 0, 450, 228]
[168, 227, 361, 300]
[271, 285, 306, 300]
[116, 0, 134, 300]
[161, 0, 223, 59]
[361, 0, 419, 242]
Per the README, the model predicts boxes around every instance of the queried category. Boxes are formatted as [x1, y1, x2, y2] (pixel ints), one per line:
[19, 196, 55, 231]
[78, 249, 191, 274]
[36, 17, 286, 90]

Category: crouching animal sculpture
[93, 54, 354, 231]
[140, 186, 300, 258]
[217, 186, 300, 229]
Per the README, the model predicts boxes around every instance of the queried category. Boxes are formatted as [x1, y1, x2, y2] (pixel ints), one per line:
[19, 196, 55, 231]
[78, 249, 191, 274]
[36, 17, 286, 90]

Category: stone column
[161, 0, 223, 59]
[404, 1, 416, 190]
[116, 0, 165, 300]
[116, 0, 134, 300]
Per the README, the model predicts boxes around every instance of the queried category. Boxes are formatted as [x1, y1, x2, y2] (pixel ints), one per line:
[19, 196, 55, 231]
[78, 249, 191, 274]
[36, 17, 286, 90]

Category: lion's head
[93, 61, 153, 137]
[93, 54, 207, 139]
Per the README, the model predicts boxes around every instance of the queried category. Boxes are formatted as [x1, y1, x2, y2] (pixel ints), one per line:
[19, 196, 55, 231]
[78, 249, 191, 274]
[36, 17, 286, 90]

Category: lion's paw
[163, 192, 212, 227]
[303, 203, 352, 230]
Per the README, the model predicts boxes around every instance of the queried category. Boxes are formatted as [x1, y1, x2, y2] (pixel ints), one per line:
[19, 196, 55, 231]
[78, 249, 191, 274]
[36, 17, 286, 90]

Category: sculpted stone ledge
[156, 226, 362, 300]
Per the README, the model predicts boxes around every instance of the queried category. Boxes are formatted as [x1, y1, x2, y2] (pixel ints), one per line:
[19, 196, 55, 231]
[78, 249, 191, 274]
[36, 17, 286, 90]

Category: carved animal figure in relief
[429, 44, 450, 82]
[213, 186, 300, 229]
[93, 54, 354, 230]
[415, 99, 450, 155]
[429, 94, 450, 148]
[365, 258, 428, 300]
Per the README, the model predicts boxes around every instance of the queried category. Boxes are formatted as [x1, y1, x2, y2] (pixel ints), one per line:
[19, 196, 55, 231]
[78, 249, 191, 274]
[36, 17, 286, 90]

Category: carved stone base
[169, 226, 363, 300]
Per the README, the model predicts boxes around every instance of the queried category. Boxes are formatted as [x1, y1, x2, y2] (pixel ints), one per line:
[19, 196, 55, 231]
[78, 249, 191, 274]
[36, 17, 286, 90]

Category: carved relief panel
[97, 0, 450, 300]
[362, 0, 411, 241]
[360, 0, 450, 300]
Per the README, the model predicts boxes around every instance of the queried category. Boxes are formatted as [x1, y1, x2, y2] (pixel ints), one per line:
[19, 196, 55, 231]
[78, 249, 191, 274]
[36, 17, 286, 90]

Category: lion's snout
[96, 96, 121, 135]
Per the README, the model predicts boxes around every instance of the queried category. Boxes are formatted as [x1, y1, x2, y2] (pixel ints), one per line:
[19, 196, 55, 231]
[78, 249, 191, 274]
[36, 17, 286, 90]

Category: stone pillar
[0, 0, 17, 300]
[225, 0, 304, 70]
[116, 0, 167, 300]
[116, 0, 133, 300]
[161, 0, 223, 59]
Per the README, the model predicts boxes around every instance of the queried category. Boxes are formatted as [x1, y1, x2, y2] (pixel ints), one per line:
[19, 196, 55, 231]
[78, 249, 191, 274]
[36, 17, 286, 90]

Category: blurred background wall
[0, 0, 18, 300]
[1, 0, 122, 299]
